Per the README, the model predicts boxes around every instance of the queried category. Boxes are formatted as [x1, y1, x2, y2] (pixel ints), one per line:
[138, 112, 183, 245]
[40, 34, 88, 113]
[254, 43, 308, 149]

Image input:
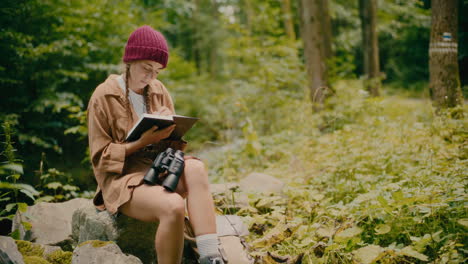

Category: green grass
[203, 80, 467, 263]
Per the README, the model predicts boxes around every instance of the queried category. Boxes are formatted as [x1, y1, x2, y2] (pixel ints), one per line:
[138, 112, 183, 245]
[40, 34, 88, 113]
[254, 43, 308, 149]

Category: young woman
[87, 25, 224, 264]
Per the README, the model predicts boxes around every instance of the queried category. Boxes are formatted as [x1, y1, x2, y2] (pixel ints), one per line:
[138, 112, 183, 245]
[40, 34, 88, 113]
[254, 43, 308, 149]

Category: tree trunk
[192, 0, 202, 75]
[429, 0, 463, 108]
[359, 0, 380, 97]
[320, 0, 332, 59]
[300, 0, 331, 110]
[281, 0, 296, 40]
[209, 0, 220, 77]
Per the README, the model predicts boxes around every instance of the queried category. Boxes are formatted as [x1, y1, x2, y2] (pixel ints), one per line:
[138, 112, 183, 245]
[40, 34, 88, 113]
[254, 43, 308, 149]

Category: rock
[0, 236, 25, 264]
[72, 202, 158, 264]
[72, 241, 142, 264]
[216, 215, 249, 237]
[216, 215, 254, 264]
[219, 236, 253, 264]
[12, 198, 89, 249]
[239, 173, 284, 193]
[71, 204, 119, 243]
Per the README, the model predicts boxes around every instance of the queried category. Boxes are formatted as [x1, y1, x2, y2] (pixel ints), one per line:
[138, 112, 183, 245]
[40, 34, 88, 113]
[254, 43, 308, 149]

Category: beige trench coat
[87, 74, 186, 215]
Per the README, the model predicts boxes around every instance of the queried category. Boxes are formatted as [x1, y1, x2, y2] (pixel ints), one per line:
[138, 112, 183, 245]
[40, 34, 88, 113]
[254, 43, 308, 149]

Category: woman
[87, 25, 224, 264]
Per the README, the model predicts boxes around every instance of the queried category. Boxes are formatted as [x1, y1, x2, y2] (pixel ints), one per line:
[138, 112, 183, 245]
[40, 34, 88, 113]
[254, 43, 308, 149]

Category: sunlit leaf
[316, 226, 335, 238]
[21, 221, 32, 231]
[374, 224, 391, 235]
[251, 222, 298, 248]
[1, 163, 24, 174]
[457, 218, 468, 227]
[353, 245, 385, 264]
[335, 226, 362, 242]
[398, 246, 429, 261]
[17, 203, 28, 213]
[46, 182, 62, 190]
[5, 203, 16, 212]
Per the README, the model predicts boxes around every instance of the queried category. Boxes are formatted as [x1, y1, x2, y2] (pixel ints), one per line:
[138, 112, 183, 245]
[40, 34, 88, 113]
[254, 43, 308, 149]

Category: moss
[15, 240, 44, 257]
[46, 250, 73, 264]
[23, 256, 51, 264]
[78, 240, 114, 248]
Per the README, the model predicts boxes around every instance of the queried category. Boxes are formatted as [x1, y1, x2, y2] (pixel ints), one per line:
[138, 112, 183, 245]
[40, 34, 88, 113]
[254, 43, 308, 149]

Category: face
[128, 60, 164, 93]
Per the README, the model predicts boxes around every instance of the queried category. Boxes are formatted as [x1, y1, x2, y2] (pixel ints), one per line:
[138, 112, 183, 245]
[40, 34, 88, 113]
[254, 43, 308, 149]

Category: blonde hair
[124, 63, 152, 114]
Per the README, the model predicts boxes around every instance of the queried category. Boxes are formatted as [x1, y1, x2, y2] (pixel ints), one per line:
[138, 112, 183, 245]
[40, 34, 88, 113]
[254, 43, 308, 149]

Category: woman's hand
[138, 124, 176, 146]
[153, 106, 172, 116]
[124, 124, 176, 157]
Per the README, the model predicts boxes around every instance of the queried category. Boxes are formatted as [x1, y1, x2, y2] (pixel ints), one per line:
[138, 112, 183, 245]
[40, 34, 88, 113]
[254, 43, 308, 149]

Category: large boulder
[12, 198, 89, 249]
[72, 201, 158, 264]
[72, 241, 142, 264]
[0, 236, 24, 264]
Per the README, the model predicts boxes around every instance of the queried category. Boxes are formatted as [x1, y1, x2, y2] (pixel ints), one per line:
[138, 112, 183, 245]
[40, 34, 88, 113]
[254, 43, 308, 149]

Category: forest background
[0, 0, 467, 263]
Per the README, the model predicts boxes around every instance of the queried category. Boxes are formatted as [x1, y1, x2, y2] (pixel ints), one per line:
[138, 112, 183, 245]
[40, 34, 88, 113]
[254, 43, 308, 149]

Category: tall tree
[429, 0, 463, 108]
[281, 0, 296, 40]
[299, 0, 332, 109]
[320, 0, 332, 60]
[359, 0, 380, 97]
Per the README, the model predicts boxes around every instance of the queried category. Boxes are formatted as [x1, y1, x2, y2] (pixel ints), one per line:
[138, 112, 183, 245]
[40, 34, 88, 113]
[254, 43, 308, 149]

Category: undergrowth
[206, 80, 467, 263]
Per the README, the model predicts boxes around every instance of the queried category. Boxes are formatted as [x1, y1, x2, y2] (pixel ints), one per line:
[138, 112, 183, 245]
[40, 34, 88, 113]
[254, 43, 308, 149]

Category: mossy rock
[78, 240, 115, 248]
[23, 256, 51, 264]
[15, 240, 44, 257]
[46, 250, 72, 264]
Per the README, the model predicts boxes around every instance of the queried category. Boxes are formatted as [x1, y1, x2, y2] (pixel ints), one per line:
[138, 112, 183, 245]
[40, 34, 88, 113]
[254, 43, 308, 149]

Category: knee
[160, 194, 185, 222]
[185, 159, 207, 175]
[184, 159, 210, 188]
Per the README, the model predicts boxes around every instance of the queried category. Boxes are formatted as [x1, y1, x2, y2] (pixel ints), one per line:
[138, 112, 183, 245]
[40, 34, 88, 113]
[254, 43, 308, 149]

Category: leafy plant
[0, 120, 38, 237]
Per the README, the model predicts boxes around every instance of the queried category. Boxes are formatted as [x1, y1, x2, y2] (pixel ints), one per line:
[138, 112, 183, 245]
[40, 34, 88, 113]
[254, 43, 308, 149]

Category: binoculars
[143, 148, 185, 192]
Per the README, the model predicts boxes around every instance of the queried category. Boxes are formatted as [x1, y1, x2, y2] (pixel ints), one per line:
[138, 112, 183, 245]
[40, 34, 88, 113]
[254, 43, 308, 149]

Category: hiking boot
[199, 254, 225, 264]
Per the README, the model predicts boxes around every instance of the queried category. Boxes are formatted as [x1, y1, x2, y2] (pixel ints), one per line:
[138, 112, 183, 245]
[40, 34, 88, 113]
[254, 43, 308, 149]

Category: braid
[143, 85, 151, 113]
[125, 63, 151, 114]
[124, 64, 131, 112]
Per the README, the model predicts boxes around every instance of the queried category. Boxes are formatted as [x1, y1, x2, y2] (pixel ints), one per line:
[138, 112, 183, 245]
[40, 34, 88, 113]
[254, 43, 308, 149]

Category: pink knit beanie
[123, 25, 169, 68]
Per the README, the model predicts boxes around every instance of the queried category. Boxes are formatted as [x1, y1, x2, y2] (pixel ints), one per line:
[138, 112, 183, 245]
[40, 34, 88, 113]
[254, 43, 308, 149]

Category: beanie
[123, 25, 169, 68]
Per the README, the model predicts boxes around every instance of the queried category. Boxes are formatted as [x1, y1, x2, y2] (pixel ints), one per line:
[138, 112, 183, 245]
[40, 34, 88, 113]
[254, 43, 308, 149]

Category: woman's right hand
[138, 124, 176, 147]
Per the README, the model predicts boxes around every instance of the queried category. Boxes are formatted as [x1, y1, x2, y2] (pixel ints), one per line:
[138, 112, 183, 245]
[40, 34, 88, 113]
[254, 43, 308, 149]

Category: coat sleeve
[87, 99, 126, 180]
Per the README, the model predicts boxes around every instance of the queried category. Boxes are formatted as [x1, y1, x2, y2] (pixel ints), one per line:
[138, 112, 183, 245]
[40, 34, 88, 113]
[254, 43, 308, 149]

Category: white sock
[196, 233, 219, 258]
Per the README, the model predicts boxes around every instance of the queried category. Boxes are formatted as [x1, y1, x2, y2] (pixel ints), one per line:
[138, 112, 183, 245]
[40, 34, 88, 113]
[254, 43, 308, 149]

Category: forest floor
[196, 81, 467, 263]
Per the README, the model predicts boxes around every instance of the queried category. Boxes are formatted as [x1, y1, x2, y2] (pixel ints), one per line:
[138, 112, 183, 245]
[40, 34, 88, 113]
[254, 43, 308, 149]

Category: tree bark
[429, 0, 463, 108]
[359, 0, 380, 97]
[209, 0, 220, 77]
[320, 0, 332, 59]
[192, 0, 202, 75]
[300, 0, 331, 110]
[281, 0, 296, 40]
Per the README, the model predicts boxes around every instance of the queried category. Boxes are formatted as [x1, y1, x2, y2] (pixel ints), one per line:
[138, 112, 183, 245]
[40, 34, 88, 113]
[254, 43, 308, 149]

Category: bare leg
[120, 185, 185, 264]
[177, 159, 217, 236]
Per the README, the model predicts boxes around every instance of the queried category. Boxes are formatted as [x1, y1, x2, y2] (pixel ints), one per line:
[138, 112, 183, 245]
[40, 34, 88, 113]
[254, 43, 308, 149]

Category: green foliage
[78, 240, 114, 248]
[210, 81, 467, 263]
[0, 121, 37, 233]
[36, 166, 81, 203]
[46, 250, 72, 264]
[16, 240, 45, 257]
[23, 256, 51, 264]
[15, 239, 72, 264]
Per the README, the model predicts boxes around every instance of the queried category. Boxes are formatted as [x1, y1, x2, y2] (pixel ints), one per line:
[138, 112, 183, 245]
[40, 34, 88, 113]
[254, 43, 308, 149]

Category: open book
[126, 114, 199, 142]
